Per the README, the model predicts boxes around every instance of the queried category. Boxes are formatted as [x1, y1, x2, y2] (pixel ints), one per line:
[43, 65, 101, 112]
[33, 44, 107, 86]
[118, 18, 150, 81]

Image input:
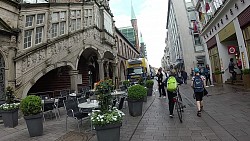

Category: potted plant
[91, 79, 125, 141]
[145, 80, 154, 96]
[0, 86, 20, 128]
[127, 84, 147, 117]
[20, 95, 43, 137]
[242, 68, 250, 88]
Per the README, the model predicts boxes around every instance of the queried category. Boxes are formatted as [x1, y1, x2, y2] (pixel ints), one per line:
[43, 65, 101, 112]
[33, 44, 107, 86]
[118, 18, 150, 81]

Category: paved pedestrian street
[1, 81, 250, 141]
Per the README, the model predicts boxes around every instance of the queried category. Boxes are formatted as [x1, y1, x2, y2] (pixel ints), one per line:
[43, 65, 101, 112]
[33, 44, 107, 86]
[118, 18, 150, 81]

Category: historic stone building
[0, 0, 139, 99]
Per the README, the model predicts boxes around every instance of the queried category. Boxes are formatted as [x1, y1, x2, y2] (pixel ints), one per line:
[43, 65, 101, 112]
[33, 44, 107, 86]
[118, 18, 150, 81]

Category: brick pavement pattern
[0, 80, 250, 141]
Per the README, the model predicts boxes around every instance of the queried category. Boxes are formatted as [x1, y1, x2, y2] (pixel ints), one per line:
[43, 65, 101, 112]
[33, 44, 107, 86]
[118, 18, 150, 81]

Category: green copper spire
[131, 0, 136, 20]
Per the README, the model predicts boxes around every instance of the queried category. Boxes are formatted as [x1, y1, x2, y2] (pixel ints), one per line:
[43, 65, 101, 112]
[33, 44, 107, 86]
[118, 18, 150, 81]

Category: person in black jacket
[181, 70, 188, 84]
[157, 68, 166, 98]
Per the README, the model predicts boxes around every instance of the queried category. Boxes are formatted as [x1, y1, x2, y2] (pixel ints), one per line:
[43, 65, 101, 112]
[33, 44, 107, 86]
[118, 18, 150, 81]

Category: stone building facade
[0, 0, 139, 98]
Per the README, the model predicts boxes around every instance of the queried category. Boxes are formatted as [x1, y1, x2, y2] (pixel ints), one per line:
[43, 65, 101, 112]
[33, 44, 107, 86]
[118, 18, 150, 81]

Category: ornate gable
[0, 18, 13, 33]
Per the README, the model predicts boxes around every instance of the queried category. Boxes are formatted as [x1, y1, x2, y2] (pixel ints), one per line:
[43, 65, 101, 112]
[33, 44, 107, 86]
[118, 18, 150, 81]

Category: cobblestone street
[1, 80, 250, 141]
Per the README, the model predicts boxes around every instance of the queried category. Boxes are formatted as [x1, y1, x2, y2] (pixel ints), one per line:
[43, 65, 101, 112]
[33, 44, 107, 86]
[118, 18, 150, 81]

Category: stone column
[106, 62, 110, 78]
[7, 46, 16, 88]
[69, 70, 79, 94]
[112, 62, 119, 89]
[97, 59, 104, 80]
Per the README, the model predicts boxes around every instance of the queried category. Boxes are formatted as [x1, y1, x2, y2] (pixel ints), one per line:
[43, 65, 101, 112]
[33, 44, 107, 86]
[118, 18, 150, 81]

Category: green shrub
[20, 95, 42, 116]
[243, 68, 250, 74]
[145, 80, 154, 88]
[214, 70, 224, 75]
[123, 80, 130, 87]
[127, 85, 147, 101]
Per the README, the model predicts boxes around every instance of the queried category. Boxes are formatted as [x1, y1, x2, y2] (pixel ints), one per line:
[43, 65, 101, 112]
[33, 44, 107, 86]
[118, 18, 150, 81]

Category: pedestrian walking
[191, 68, 206, 117]
[190, 68, 194, 78]
[181, 70, 187, 84]
[237, 58, 243, 80]
[228, 58, 237, 83]
[204, 64, 214, 87]
[157, 68, 166, 98]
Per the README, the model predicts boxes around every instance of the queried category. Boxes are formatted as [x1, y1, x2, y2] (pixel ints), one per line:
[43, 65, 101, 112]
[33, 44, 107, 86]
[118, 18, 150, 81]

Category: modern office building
[165, 0, 205, 72]
[119, 26, 136, 48]
[192, 0, 250, 82]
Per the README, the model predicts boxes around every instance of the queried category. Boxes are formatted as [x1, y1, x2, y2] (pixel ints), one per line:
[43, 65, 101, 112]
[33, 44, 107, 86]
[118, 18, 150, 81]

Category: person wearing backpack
[191, 68, 206, 117]
[166, 70, 183, 118]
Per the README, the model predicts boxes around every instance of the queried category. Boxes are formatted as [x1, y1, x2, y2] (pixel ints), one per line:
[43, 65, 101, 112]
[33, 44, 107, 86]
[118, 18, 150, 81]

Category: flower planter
[24, 113, 43, 137]
[95, 123, 122, 141]
[128, 100, 143, 117]
[0, 109, 18, 128]
[243, 74, 250, 89]
[147, 87, 153, 96]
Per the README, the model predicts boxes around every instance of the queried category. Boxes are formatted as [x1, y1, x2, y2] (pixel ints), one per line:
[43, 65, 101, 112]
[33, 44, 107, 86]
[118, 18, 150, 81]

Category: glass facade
[119, 27, 136, 47]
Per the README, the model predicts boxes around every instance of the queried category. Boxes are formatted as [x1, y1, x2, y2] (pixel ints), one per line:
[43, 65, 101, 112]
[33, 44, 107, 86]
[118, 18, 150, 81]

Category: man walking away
[191, 68, 206, 117]
[204, 65, 214, 87]
[181, 70, 188, 84]
[228, 58, 236, 83]
[157, 68, 166, 98]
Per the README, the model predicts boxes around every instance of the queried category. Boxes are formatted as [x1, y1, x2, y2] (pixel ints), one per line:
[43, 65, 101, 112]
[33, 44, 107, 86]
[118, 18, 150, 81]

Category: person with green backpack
[166, 71, 183, 118]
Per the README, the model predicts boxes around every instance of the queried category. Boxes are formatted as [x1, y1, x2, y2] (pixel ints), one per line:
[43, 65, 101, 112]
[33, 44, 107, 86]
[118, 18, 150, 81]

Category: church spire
[131, 0, 136, 20]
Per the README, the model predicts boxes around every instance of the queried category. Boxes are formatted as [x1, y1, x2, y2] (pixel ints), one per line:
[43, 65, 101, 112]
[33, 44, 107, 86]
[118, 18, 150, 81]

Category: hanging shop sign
[228, 46, 236, 54]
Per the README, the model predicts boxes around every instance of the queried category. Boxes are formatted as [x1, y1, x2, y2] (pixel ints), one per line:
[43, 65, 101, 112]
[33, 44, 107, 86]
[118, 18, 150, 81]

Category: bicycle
[173, 85, 186, 123]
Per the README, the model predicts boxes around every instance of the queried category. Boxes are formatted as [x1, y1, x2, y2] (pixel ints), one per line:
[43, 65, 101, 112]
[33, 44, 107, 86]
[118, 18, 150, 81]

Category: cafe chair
[77, 97, 87, 104]
[64, 99, 89, 132]
[53, 98, 60, 119]
[42, 99, 56, 121]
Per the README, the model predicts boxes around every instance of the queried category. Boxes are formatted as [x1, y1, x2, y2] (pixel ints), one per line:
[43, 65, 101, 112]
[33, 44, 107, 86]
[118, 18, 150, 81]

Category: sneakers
[210, 85, 214, 86]
[169, 114, 173, 118]
[205, 85, 209, 87]
[197, 111, 201, 117]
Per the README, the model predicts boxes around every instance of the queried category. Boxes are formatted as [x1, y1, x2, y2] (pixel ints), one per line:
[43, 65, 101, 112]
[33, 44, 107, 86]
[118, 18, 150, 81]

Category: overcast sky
[110, 0, 168, 68]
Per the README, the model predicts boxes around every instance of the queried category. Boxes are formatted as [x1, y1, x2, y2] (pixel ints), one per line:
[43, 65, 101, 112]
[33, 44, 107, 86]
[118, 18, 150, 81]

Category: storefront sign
[228, 46, 236, 54]
[218, 22, 236, 42]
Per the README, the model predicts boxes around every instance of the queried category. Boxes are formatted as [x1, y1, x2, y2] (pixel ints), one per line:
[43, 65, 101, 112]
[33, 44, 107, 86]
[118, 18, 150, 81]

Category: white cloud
[111, 0, 168, 68]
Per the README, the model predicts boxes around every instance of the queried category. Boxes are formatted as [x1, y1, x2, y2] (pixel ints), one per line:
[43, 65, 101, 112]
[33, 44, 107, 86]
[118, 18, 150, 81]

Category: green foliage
[20, 95, 42, 116]
[145, 80, 154, 88]
[214, 70, 224, 75]
[127, 85, 147, 101]
[123, 80, 130, 87]
[91, 107, 124, 126]
[5, 86, 15, 104]
[96, 79, 114, 113]
[0, 103, 19, 111]
[243, 69, 250, 74]
[91, 79, 125, 126]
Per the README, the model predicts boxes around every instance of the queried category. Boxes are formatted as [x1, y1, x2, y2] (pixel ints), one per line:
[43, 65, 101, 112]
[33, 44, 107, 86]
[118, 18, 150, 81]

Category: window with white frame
[103, 11, 113, 34]
[52, 23, 58, 38]
[84, 9, 92, 27]
[36, 14, 44, 25]
[25, 15, 34, 27]
[24, 14, 45, 48]
[60, 22, 65, 35]
[51, 11, 66, 37]
[24, 30, 32, 48]
[70, 10, 81, 31]
[35, 27, 43, 44]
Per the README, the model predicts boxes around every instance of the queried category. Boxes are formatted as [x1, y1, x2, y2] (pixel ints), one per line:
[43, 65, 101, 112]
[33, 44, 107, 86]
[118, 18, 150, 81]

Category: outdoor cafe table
[78, 101, 99, 131]
[111, 91, 127, 97]
[69, 93, 81, 98]
[78, 101, 99, 109]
